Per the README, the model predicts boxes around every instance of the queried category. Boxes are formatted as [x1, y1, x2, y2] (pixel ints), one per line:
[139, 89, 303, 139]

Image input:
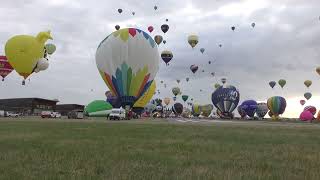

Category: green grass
[0, 118, 320, 180]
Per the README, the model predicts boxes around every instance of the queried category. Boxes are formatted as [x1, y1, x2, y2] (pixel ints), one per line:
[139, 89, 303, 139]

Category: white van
[109, 108, 126, 120]
[0, 110, 5, 117]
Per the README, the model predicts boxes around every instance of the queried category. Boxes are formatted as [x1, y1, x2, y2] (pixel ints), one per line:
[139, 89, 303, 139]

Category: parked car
[7, 112, 19, 117]
[41, 111, 61, 118]
[109, 108, 126, 120]
[67, 110, 84, 119]
[0, 110, 5, 117]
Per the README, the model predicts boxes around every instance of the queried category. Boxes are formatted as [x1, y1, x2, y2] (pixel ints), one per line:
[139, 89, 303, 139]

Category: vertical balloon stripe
[127, 68, 132, 95]
[115, 69, 124, 96]
[111, 76, 120, 97]
[121, 63, 128, 95]
[139, 80, 152, 98]
[102, 72, 118, 96]
[136, 74, 150, 97]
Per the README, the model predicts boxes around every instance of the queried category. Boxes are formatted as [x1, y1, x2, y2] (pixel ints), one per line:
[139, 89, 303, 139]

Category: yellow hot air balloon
[5, 31, 53, 80]
[304, 80, 312, 88]
[163, 97, 171, 106]
[133, 81, 156, 108]
[188, 34, 198, 48]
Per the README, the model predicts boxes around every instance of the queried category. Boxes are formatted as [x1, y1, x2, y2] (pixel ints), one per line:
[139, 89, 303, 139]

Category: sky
[0, 0, 320, 118]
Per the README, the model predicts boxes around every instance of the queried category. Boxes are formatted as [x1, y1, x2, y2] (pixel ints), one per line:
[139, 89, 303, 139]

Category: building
[56, 104, 85, 116]
[0, 98, 59, 115]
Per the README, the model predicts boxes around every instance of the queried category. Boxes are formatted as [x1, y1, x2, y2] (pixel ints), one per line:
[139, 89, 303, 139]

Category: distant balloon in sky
[172, 87, 181, 97]
[267, 96, 286, 120]
[0, 56, 13, 81]
[161, 24, 169, 34]
[154, 6, 158, 10]
[221, 78, 227, 84]
[300, 100, 306, 106]
[96, 28, 159, 108]
[251, 23, 256, 28]
[118, 9, 123, 13]
[163, 40, 166, 44]
[304, 92, 312, 100]
[208, 61, 211, 64]
[188, 34, 199, 48]
[190, 65, 198, 74]
[214, 83, 221, 89]
[115, 25, 120, 30]
[278, 79, 286, 88]
[269, 81, 276, 89]
[166, 19, 169, 22]
[132, 12, 135, 15]
[211, 72, 215, 77]
[304, 80, 312, 88]
[231, 26, 236, 31]
[148, 26, 154, 33]
[176, 79, 180, 84]
[219, 44, 222, 48]
[182, 95, 189, 102]
[200, 48, 205, 54]
[161, 50, 173, 66]
[154, 35, 163, 45]
[186, 77, 189, 82]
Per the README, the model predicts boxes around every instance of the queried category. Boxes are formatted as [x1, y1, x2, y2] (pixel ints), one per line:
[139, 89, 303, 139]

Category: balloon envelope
[269, 81, 276, 89]
[182, 95, 189, 102]
[278, 79, 286, 88]
[304, 106, 317, 115]
[133, 81, 156, 108]
[241, 100, 258, 118]
[0, 56, 13, 81]
[161, 50, 173, 65]
[304, 92, 312, 100]
[188, 35, 198, 48]
[256, 103, 268, 118]
[45, 43, 56, 55]
[154, 35, 163, 45]
[237, 105, 247, 118]
[172, 87, 181, 96]
[172, 103, 183, 115]
[161, 24, 169, 33]
[300, 110, 313, 121]
[190, 65, 198, 73]
[267, 96, 286, 119]
[96, 28, 159, 107]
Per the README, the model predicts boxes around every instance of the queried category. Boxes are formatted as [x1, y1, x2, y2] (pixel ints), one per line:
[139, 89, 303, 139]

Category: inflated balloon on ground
[267, 96, 286, 120]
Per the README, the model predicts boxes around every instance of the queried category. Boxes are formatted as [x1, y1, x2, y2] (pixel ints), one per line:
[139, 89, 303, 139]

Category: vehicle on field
[7, 112, 19, 117]
[0, 110, 6, 117]
[108, 108, 126, 120]
[68, 110, 84, 119]
[41, 111, 61, 118]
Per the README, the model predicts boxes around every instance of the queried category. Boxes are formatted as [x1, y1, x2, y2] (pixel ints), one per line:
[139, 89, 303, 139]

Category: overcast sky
[0, 0, 320, 117]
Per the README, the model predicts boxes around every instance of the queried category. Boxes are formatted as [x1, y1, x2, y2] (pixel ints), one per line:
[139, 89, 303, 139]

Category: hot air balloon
[190, 65, 198, 74]
[0, 56, 13, 81]
[221, 78, 227, 84]
[96, 28, 159, 108]
[231, 26, 236, 31]
[304, 106, 317, 115]
[118, 9, 123, 13]
[300, 110, 314, 121]
[172, 87, 181, 97]
[115, 25, 120, 30]
[200, 48, 205, 54]
[188, 35, 199, 48]
[132, 12, 135, 15]
[211, 85, 240, 119]
[278, 79, 286, 88]
[241, 100, 258, 118]
[200, 104, 213, 117]
[148, 26, 154, 33]
[182, 95, 189, 102]
[300, 100, 306, 106]
[161, 24, 169, 34]
[192, 104, 201, 117]
[214, 83, 221, 89]
[316, 67, 320, 76]
[304, 80, 312, 88]
[202, 70, 205, 73]
[251, 23, 256, 28]
[154, 6, 158, 10]
[166, 19, 169, 22]
[154, 35, 163, 45]
[208, 61, 211, 64]
[211, 72, 215, 77]
[172, 103, 183, 115]
[269, 81, 276, 89]
[256, 103, 268, 118]
[85, 100, 113, 117]
[237, 105, 247, 118]
[219, 44, 222, 48]
[163, 40, 167, 44]
[267, 96, 286, 120]
[163, 97, 170, 106]
[161, 50, 173, 66]
[304, 92, 312, 100]
[5, 31, 53, 84]
[173, 96, 177, 101]
[133, 81, 156, 114]
[186, 77, 189, 82]
[176, 79, 180, 84]
[45, 44, 56, 55]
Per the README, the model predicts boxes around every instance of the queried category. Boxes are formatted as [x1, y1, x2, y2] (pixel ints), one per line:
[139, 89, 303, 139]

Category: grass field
[0, 118, 320, 180]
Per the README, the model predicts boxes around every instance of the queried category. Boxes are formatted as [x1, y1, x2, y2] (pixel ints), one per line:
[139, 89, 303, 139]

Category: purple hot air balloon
[237, 105, 247, 118]
[241, 100, 258, 118]
[190, 65, 198, 74]
[172, 103, 183, 115]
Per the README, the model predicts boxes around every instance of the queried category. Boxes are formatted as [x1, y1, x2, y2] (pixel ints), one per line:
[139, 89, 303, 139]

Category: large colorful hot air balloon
[192, 104, 201, 117]
[96, 28, 159, 108]
[241, 100, 258, 118]
[133, 80, 156, 112]
[161, 50, 173, 66]
[278, 79, 286, 88]
[154, 35, 163, 45]
[172, 87, 181, 97]
[182, 95, 189, 102]
[188, 35, 198, 48]
[237, 105, 247, 118]
[267, 96, 286, 120]
[0, 56, 13, 81]
[269, 81, 276, 89]
[190, 65, 198, 74]
[256, 103, 268, 118]
[5, 31, 53, 83]
[304, 80, 312, 88]
[304, 92, 312, 100]
[304, 106, 317, 116]
[211, 85, 240, 119]
[161, 24, 169, 34]
[200, 104, 213, 117]
[172, 103, 183, 115]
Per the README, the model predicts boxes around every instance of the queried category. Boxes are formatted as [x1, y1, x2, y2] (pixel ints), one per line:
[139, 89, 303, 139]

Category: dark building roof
[0, 98, 59, 103]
